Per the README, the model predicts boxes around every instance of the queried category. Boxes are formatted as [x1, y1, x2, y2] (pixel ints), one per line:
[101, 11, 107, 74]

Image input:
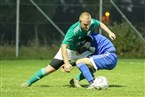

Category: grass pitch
[1, 59, 144, 97]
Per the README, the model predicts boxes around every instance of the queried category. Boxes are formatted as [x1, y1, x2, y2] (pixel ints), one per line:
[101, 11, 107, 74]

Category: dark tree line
[0, 0, 144, 45]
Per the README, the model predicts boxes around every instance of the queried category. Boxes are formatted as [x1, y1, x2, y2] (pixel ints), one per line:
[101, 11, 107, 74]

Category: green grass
[1, 59, 144, 97]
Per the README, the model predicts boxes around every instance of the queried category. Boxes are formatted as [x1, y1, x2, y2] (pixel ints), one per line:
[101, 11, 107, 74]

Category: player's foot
[69, 78, 82, 88]
[87, 82, 95, 89]
[21, 82, 30, 87]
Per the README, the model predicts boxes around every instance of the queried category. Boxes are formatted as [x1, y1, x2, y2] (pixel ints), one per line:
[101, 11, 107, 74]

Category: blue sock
[76, 68, 95, 81]
[77, 63, 94, 84]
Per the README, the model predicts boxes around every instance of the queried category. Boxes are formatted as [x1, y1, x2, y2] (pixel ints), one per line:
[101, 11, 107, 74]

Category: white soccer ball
[94, 76, 109, 90]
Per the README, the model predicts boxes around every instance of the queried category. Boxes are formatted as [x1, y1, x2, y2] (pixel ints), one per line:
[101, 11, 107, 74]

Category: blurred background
[0, 0, 145, 59]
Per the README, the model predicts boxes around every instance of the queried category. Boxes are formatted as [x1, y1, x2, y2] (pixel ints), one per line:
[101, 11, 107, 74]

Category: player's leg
[70, 53, 117, 89]
[21, 59, 64, 87]
[76, 58, 95, 84]
[75, 67, 95, 81]
[22, 66, 55, 87]
[69, 68, 95, 88]
[86, 53, 117, 89]
[69, 58, 96, 88]
[76, 58, 95, 79]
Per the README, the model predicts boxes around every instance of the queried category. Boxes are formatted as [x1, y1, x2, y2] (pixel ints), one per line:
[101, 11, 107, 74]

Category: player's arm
[78, 36, 95, 54]
[61, 44, 72, 73]
[100, 22, 116, 40]
[61, 28, 74, 72]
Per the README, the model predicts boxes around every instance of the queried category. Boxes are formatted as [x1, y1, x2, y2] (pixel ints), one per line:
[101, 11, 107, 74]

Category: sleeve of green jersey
[62, 29, 74, 45]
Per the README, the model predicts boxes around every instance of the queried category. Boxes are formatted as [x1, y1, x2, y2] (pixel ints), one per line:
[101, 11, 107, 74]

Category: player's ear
[79, 20, 82, 23]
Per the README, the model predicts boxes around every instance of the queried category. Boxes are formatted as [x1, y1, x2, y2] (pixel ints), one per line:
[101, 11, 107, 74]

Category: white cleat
[87, 83, 95, 89]
[21, 82, 30, 87]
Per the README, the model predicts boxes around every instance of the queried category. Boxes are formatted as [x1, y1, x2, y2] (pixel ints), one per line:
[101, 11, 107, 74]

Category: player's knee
[76, 58, 90, 65]
[76, 58, 84, 64]
[45, 65, 56, 74]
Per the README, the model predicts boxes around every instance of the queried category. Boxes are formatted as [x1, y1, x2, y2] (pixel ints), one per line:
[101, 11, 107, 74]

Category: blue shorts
[90, 53, 118, 70]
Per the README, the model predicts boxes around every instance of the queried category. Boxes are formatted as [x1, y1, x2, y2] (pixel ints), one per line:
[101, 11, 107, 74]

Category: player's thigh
[76, 58, 93, 68]
[49, 59, 64, 70]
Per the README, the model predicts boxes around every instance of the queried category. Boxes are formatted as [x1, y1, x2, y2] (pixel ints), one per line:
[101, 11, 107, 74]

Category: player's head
[79, 12, 91, 31]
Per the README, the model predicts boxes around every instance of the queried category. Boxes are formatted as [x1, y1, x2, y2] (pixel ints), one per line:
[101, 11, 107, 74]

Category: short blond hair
[79, 12, 91, 21]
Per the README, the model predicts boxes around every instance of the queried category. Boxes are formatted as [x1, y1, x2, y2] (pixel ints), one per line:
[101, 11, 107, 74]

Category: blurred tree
[0, 0, 144, 45]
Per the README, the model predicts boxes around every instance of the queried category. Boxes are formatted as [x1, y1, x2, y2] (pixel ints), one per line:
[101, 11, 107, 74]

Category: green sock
[27, 68, 46, 85]
[76, 73, 85, 81]
[76, 68, 95, 81]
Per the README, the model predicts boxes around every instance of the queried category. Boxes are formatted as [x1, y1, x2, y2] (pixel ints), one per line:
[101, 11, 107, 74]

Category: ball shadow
[109, 84, 125, 88]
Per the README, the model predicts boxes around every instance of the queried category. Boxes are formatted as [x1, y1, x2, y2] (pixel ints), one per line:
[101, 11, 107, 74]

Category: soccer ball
[94, 76, 109, 90]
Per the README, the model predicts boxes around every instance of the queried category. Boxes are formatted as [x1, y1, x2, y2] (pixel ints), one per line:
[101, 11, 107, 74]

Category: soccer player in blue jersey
[21, 12, 116, 87]
[69, 32, 118, 89]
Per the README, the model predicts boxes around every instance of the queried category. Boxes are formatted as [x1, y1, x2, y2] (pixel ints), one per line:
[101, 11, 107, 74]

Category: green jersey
[62, 18, 100, 51]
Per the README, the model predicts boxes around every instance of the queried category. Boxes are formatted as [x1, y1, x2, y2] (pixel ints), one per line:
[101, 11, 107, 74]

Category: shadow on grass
[109, 84, 125, 88]
[39, 85, 50, 87]
[38, 84, 125, 89]
[63, 84, 88, 88]
[63, 84, 125, 88]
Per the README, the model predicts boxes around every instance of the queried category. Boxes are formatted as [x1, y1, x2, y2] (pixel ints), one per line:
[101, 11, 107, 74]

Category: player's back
[90, 33, 116, 54]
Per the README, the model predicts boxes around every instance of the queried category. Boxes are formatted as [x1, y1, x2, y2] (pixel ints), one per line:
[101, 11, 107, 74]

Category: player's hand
[61, 64, 65, 72]
[109, 32, 116, 41]
[63, 64, 72, 73]
[61, 64, 73, 72]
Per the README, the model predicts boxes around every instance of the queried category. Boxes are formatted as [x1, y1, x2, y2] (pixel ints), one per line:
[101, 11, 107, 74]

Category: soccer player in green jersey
[22, 12, 116, 87]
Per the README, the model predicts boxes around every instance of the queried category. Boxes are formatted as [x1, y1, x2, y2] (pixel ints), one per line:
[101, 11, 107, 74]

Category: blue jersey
[89, 32, 117, 70]
[90, 33, 116, 54]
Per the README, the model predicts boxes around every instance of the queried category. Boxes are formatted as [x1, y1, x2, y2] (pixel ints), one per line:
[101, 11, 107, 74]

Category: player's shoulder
[91, 18, 100, 25]
[91, 18, 99, 22]
[69, 22, 80, 33]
